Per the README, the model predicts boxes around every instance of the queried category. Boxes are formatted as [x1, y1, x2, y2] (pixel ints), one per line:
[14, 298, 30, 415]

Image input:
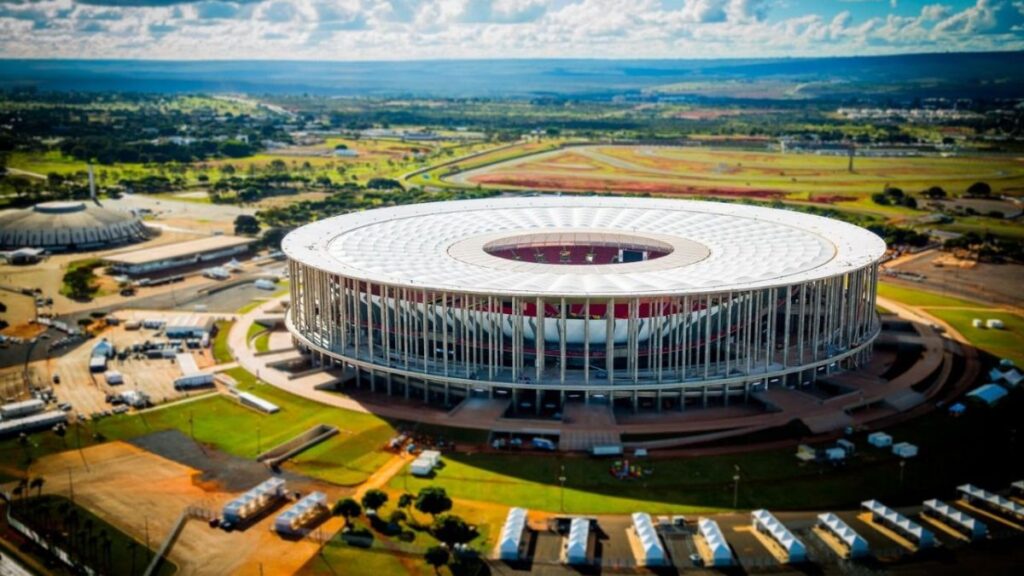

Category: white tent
[817, 513, 869, 559]
[565, 518, 589, 565]
[923, 499, 987, 541]
[498, 507, 528, 561]
[630, 512, 666, 566]
[420, 450, 442, 466]
[861, 500, 934, 548]
[867, 432, 892, 448]
[409, 457, 433, 477]
[698, 518, 733, 566]
[957, 484, 1024, 522]
[752, 509, 806, 563]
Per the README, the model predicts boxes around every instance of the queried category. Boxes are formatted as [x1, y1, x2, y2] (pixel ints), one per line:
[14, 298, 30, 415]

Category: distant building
[104, 235, 254, 276]
[0, 201, 148, 251]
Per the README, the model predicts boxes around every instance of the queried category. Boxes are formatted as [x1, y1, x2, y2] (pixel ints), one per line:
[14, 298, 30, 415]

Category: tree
[29, 476, 44, 499]
[397, 493, 414, 511]
[234, 214, 261, 236]
[923, 186, 946, 199]
[967, 181, 992, 197]
[361, 489, 388, 514]
[388, 510, 407, 525]
[415, 487, 452, 520]
[424, 545, 450, 574]
[432, 514, 474, 547]
[331, 498, 362, 528]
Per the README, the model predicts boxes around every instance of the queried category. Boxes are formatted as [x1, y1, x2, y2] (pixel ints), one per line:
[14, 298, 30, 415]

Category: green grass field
[388, 392, 1024, 515]
[876, 280, 1023, 365]
[211, 320, 234, 364]
[876, 281, 985, 308]
[236, 299, 266, 314]
[254, 331, 271, 353]
[927, 308, 1024, 366]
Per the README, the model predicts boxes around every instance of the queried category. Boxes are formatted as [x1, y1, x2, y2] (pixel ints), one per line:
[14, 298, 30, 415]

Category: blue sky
[0, 1, 1021, 60]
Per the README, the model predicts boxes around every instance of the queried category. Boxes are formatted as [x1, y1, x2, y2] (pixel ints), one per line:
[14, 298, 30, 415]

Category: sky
[0, 0, 1022, 60]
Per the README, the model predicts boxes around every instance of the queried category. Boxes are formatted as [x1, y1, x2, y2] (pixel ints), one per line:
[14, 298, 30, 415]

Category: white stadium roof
[283, 197, 886, 297]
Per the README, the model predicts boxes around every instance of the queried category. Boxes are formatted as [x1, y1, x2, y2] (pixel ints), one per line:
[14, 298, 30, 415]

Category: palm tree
[30, 477, 44, 499]
[127, 540, 138, 576]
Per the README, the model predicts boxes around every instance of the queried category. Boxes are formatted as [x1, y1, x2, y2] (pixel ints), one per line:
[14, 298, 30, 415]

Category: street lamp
[732, 465, 741, 509]
[558, 464, 567, 513]
[899, 460, 906, 489]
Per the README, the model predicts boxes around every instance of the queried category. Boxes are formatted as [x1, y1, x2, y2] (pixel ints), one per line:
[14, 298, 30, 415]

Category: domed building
[0, 201, 149, 251]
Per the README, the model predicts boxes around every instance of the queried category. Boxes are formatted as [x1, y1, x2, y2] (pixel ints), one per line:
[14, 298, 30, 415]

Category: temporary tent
[498, 507, 528, 561]
[867, 432, 892, 448]
[957, 484, 1024, 522]
[892, 442, 918, 458]
[223, 477, 286, 524]
[861, 500, 934, 548]
[274, 492, 327, 535]
[698, 518, 733, 567]
[752, 509, 806, 563]
[967, 384, 1008, 406]
[565, 518, 589, 565]
[409, 457, 433, 477]
[631, 512, 666, 566]
[817, 513, 869, 559]
[419, 450, 442, 467]
[922, 499, 987, 541]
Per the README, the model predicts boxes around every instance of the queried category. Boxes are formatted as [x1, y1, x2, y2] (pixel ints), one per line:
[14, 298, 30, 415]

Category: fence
[4, 499, 97, 576]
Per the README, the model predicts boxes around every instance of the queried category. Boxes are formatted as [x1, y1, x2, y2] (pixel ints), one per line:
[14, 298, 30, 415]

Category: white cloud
[0, 0, 1021, 60]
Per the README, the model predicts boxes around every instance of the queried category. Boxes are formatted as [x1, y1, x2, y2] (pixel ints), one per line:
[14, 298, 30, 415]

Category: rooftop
[105, 235, 254, 266]
[283, 197, 886, 297]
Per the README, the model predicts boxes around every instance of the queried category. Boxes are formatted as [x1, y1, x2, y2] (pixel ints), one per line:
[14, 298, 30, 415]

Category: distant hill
[0, 52, 1021, 100]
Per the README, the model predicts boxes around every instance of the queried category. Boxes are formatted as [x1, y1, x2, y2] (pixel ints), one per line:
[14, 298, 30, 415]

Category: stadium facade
[284, 197, 886, 413]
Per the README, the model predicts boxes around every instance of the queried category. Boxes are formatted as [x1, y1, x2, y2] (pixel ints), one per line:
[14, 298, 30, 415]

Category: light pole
[558, 464, 567, 513]
[732, 465, 741, 510]
[256, 424, 262, 456]
[899, 460, 906, 490]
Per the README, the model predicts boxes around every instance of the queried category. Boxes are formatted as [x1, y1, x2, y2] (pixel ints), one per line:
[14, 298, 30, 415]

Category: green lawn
[254, 331, 271, 353]
[876, 280, 1023, 365]
[877, 281, 986, 308]
[389, 392, 1024, 514]
[236, 299, 267, 314]
[246, 323, 265, 347]
[926, 308, 1024, 366]
[83, 368, 395, 484]
[7, 495, 175, 576]
[211, 320, 234, 364]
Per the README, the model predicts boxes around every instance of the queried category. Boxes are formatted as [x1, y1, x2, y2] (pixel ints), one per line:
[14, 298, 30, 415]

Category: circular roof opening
[483, 231, 674, 265]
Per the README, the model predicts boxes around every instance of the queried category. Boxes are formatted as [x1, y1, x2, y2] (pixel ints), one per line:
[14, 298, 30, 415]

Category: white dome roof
[283, 196, 886, 297]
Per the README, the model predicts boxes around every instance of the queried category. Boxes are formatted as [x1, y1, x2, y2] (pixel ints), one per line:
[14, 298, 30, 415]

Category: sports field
[447, 144, 1024, 213]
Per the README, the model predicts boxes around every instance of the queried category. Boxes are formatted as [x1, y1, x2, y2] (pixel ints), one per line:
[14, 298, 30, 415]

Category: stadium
[283, 197, 885, 416]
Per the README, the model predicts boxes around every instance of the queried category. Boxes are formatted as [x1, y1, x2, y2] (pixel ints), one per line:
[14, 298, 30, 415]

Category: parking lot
[39, 313, 226, 419]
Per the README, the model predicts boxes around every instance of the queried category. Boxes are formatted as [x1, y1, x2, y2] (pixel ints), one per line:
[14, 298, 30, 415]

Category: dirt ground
[41, 319, 225, 417]
[887, 249, 1024, 309]
[12, 441, 347, 576]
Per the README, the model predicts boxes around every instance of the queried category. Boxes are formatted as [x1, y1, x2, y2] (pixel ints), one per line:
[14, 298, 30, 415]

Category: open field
[927, 308, 1024, 366]
[878, 280, 1024, 366]
[445, 144, 1024, 218]
[387, 391, 1024, 515]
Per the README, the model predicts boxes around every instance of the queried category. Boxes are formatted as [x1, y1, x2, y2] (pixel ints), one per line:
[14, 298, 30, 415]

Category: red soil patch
[808, 194, 859, 204]
[471, 174, 785, 199]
